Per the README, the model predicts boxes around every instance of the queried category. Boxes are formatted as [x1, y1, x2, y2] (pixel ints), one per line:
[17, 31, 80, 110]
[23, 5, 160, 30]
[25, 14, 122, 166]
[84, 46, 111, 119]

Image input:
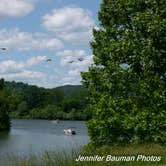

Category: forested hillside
[4, 81, 90, 120]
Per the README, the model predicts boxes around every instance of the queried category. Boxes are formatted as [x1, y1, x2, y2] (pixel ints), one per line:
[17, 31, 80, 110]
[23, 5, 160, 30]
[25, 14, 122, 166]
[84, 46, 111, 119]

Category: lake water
[0, 119, 89, 157]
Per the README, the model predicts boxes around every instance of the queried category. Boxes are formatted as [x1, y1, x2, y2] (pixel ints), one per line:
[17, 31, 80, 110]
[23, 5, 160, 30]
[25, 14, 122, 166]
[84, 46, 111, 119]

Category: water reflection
[0, 131, 10, 139]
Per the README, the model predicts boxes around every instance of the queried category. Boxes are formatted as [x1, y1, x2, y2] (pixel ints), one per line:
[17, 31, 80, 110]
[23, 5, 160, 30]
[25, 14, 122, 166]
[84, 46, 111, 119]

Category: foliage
[0, 79, 10, 131]
[1, 144, 166, 166]
[82, 0, 166, 145]
[5, 81, 89, 120]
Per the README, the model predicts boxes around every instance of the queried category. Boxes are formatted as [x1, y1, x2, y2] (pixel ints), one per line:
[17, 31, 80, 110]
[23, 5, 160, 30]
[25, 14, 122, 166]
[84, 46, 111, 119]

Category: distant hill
[5, 81, 86, 96]
[55, 84, 86, 97]
[4, 80, 90, 120]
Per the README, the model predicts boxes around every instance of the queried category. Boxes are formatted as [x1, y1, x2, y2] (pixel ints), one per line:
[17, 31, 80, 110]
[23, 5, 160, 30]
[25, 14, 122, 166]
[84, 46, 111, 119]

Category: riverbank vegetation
[0, 79, 10, 131]
[1, 144, 166, 166]
[4, 81, 90, 120]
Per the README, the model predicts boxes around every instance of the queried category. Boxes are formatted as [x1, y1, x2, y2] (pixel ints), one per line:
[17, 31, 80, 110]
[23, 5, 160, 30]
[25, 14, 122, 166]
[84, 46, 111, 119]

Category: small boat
[51, 119, 60, 124]
[64, 128, 76, 135]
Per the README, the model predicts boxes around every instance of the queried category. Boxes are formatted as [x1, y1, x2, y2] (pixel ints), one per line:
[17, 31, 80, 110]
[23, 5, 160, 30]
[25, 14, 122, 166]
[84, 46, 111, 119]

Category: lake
[0, 119, 89, 157]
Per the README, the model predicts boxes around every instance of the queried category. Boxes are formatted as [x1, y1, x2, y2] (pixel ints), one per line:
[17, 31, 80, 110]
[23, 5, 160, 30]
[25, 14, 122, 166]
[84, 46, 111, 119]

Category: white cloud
[0, 56, 47, 74]
[0, 70, 45, 80]
[66, 57, 92, 83]
[57, 49, 85, 66]
[0, 69, 46, 88]
[68, 69, 81, 77]
[0, 56, 48, 87]
[0, 53, 89, 87]
[42, 6, 95, 43]
[61, 75, 81, 85]
[0, 60, 24, 74]
[26, 56, 47, 66]
[0, 28, 63, 51]
[69, 55, 93, 68]
[56, 49, 93, 86]
[0, 0, 34, 18]
[57, 49, 93, 68]
[59, 56, 73, 66]
[57, 49, 85, 57]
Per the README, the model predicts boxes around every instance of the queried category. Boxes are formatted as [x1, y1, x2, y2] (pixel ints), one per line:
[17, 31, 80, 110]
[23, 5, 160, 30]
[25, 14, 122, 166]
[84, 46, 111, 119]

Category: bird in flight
[68, 58, 84, 63]
[46, 58, 52, 62]
[0, 48, 7, 50]
[78, 57, 84, 61]
[68, 60, 74, 63]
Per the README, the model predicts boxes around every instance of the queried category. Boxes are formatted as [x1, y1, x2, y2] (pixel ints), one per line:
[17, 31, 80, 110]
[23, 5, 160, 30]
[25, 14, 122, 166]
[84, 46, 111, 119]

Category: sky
[0, 0, 102, 88]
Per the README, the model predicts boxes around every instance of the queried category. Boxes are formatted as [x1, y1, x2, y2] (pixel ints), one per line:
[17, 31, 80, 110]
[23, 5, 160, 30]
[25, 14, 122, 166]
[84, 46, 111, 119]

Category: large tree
[82, 0, 166, 145]
[0, 79, 10, 131]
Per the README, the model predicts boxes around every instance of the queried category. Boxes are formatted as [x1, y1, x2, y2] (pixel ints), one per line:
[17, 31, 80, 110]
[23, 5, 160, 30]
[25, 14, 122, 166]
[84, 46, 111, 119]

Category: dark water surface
[0, 119, 89, 156]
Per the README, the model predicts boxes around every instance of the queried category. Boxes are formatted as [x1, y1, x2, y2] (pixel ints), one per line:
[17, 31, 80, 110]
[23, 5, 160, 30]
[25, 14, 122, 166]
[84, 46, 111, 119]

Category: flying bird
[78, 57, 84, 61]
[46, 58, 52, 62]
[0, 48, 7, 50]
[68, 60, 74, 63]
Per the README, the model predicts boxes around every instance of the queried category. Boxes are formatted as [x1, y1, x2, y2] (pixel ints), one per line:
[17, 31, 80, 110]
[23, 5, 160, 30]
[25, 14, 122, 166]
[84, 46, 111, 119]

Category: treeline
[0, 79, 10, 131]
[4, 81, 90, 120]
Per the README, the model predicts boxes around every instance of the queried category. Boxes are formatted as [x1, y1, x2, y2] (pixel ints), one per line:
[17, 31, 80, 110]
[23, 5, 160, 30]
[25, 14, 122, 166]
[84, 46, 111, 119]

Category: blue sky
[0, 0, 101, 88]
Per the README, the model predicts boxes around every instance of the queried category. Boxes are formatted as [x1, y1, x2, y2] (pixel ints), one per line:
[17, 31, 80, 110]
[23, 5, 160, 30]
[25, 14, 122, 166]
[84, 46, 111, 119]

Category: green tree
[23, 85, 44, 109]
[82, 0, 166, 145]
[17, 101, 29, 116]
[0, 79, 10, 131]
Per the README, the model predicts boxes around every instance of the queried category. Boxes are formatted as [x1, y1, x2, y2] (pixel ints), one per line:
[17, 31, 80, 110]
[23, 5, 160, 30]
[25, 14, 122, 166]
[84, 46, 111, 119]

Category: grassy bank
[1, 144, 166, 166]
[81, 144, 166, 166]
